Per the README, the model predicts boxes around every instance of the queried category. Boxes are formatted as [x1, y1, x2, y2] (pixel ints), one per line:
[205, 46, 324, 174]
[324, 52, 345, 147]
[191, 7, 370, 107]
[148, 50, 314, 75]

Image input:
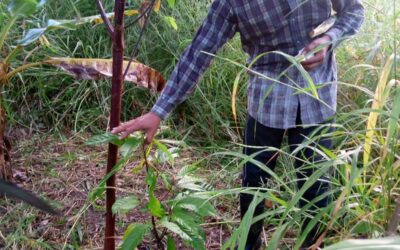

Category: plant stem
[103, 0, 125, 249]
[143, 144, 164, 249]
[96, 0, 115, 37]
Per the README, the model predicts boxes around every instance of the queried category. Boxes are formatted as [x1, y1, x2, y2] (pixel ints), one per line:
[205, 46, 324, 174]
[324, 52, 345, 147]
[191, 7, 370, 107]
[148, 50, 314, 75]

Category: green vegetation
[0, 0, 399, 249]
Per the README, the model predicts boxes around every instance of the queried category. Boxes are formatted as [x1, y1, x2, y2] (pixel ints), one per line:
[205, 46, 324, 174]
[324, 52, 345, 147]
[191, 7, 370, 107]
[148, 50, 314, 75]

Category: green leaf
[177, 164, 199, 177]
[324, 237, 400, 250]
[146, 168, 157, 190]
[385, 86, 400, 164]
[160, 218, 191, 241]
[266, 222, 290, 250]
[273, 51, 319, 99]
[172, 207, 200, 231]
[173, 196, 216, 217]
[176, 175, 207, 192]
[121, 223, 150, 250]
[0, 179, 58, 214]
[149, 193, 165, 217]
[172, 208, 202, 233]
[166, 0, 175, 8]
[161, 173, 172, 190]
[18, 19, 76, 46]
[237, 192, 262, 250]
[8, 0, 39, 16]
[153, 139, 174, 163]
[86, 133, 123, 146]
[0, 0, 41, 50]
[167, 236, 176, 250]
[163, 16, 178, 30]
[146, 168, 166, 217]
[112, 196, 139, 215]
[120, 136, 141, 158]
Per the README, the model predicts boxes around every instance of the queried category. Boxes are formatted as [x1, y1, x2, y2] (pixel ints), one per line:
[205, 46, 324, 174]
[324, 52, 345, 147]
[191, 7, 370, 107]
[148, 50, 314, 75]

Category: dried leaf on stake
[46, 58, 166, 92]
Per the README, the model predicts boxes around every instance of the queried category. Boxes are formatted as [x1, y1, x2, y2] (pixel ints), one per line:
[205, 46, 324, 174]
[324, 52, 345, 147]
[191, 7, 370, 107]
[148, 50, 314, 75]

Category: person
[112, 0, 364, 249]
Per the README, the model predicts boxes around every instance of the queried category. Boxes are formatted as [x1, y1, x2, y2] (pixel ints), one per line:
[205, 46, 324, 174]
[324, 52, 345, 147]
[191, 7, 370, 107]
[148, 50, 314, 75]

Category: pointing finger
[118, 123, 141, 140]
[145, 128, 157, 145]
[112, 120, 135, 134]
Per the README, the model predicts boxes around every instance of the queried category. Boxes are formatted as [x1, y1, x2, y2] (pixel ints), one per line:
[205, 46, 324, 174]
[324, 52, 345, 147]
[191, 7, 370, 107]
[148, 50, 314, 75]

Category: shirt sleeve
[325, 0, 365, 48]
[151, 0, 237, 119]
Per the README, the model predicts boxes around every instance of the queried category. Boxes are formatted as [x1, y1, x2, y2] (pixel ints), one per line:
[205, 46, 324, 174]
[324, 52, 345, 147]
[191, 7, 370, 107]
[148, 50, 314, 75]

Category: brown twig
[143, 144, 164, 249]
[151, 216, 164, 249]
[95, 0, 115, 37]
[124, 1, 155, 29]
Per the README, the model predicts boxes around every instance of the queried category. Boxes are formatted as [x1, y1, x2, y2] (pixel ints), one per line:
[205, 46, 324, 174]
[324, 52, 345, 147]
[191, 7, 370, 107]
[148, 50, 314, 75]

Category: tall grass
[206, 0, 400, 247]
[1, 0, 398, 248]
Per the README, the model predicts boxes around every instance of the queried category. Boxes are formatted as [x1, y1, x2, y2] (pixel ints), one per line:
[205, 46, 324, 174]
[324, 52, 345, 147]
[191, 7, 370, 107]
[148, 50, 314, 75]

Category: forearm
[150, 0, 237, 119]
[326, 0, 365, 47]
[151, 67, 199, 119]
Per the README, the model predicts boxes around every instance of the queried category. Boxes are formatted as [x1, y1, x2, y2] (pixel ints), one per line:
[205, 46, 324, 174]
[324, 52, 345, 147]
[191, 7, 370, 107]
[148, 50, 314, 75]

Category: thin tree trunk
[104, 0, 125, 249]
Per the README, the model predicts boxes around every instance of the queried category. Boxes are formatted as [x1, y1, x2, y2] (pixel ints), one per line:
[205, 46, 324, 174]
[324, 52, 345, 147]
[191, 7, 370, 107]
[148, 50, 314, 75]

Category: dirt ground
[0, 130, 237, 249]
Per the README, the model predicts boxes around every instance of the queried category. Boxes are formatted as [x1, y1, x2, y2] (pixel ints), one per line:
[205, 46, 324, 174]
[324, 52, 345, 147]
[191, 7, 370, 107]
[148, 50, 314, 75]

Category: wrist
[149, 111, 162, 122]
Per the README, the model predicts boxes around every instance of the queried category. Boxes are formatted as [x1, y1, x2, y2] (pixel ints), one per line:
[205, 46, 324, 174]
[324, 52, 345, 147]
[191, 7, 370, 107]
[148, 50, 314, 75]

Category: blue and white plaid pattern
[151, 0, 364, 129]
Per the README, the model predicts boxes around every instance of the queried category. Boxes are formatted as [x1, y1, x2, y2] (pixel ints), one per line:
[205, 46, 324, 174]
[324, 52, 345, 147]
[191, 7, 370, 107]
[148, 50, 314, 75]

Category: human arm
[301, 0, 365, 71]
[151, 0, 237, 119]
[325, 0, 365, 48]
[112, 0, 237, 141]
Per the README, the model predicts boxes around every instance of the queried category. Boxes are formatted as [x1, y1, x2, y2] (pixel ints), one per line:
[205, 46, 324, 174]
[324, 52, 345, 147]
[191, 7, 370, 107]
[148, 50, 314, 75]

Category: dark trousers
[240, 108, 333, 247]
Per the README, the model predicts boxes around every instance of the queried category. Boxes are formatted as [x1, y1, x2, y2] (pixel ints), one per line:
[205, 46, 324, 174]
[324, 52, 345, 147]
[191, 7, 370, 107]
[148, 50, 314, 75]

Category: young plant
[94, 0, 176, 248]
[87, 133, 216, 250]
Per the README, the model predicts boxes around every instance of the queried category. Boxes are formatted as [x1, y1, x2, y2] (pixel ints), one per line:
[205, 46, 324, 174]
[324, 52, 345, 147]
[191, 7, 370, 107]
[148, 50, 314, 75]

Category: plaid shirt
[151, 0, 364, 129]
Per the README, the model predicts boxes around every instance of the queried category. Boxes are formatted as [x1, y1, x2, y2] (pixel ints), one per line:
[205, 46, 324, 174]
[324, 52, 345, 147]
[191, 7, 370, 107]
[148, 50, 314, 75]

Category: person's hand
[111, 112, 161, 144]
[301, 35, 332, 71]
